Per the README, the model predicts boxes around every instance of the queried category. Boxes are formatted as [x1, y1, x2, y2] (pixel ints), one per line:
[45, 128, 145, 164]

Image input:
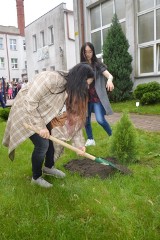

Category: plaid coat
[51, 124, 85, 161]
[3, 71, 85, 160]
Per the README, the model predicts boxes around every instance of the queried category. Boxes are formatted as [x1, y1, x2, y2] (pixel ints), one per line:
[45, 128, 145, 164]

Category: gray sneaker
[31, 177, 53, 188]
[43, 166, 66, 178]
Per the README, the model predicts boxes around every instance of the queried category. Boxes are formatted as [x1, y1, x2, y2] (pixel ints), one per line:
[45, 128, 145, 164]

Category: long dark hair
[65, 62, 94, 127]
[80, 42, 99, 65]
[80, 42, 107, 71]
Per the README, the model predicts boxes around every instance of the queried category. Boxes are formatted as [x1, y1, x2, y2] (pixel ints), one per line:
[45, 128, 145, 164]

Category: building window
[115, 0, 125, 19]
[35, 70, 39, 74]
[42, 68, 46, 71]
[33, 35, 37, 52]
[0, 57, 5, 68]
[137, 1, 160, 75]
[138, 12, 154, 44]
[40, 31, 45, 47]
[157, 8, 160, 39]
[102, 1, 114, 26]
[23, 40, 26, 50]
[90, 0, 126, 56]
[138, 0, 154, 12]
[158, 44, 160, 72]
[11, 58, 18, 69]
[102, 28, 109, 43]
[91, 31, 101, 55]
[48, 26, 54, 45]
[91, 5, 101, 30]
[0, 38, 3, 49]
[25, 60, 27, 69]
[140, 46, 154, 73]
[50, 66, 55, 71]
[12, 78, 19, 83]
[157, 0, 160, 5]
[10, 39, 17, 50]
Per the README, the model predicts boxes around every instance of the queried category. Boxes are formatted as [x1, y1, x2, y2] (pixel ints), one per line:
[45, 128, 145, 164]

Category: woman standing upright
[80, 42, 114, 146]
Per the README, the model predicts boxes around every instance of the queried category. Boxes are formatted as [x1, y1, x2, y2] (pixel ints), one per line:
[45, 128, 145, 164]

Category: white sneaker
[31, 177, 53, 188]
[43, 166, 66, 178]
[85, 139, 96, 146]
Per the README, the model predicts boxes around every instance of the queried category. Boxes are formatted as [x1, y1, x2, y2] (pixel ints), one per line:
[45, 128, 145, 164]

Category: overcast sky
[0, 0, 73, 27]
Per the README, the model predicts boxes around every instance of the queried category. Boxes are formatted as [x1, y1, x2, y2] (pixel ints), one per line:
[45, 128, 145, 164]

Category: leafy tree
[103, 14, 133, 102]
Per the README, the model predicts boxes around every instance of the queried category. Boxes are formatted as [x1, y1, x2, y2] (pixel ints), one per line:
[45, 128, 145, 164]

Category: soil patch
[64, 157, 128, 179]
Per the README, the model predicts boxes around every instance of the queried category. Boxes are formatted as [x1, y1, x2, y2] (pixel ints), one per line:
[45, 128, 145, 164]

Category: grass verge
[0, 120, 160, 240]
[111, 100, 160, 115]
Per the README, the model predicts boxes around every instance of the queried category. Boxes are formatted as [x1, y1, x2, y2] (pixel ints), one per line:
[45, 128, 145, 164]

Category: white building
[0, 0, 27, 83]
[25, 3, 76, 81]
[73, 0, 160, 88]
[0, 26, 27, 83]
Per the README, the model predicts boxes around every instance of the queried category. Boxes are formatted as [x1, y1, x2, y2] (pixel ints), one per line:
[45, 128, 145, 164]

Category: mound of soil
[64, 157, 123, 179]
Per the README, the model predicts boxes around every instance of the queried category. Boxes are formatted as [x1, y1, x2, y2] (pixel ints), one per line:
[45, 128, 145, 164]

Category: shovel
[23, 123, 132, 175]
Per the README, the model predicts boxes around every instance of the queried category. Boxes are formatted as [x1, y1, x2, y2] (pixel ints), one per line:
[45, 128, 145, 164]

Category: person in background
[21, 79, 28, 89]
[80, 42, 114, 147]
[17, 81, 22, 92]
[12, 80, 18, 98]
[8, 85, 13, 99]
[0, 80, 6, 108]
[6, 82, 9, 95]
[3, 63, 94, 188]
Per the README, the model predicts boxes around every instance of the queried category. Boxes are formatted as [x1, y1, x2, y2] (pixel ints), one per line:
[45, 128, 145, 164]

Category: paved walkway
[92, 112, 160, 132]
[6, 99, 160, 132]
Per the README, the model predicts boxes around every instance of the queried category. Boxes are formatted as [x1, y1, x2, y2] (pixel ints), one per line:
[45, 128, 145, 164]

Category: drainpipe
[73, 0, 85, 63]
[80, 0, 85, 45]
[73, 0, 80, 63]
[5, 34, 11, 82]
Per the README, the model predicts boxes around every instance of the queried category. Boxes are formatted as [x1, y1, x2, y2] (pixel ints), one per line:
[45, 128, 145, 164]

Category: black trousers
[29, 123, 54, 179]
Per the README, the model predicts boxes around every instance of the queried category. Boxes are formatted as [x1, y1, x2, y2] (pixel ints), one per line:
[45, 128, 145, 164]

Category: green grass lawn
[111, 100, 160, 115]
[0, 116, 160, 240]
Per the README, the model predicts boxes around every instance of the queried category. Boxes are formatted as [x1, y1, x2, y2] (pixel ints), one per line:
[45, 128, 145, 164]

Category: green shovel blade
[95, 158, 115, 167]
[95, 157, 132, 175]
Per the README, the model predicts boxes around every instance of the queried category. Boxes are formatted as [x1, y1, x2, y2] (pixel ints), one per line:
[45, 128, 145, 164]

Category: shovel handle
[23, 123, 96, 161]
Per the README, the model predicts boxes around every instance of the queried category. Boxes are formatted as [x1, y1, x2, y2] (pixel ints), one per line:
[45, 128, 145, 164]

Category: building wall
[0, 28, 26, 83]
[64, 11, 76, 70]
[74, 0, 160, 88]
[25, 3, 76, 81]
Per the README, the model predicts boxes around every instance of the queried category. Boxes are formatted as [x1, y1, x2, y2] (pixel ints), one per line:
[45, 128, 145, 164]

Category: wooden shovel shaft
[23, 123, 96, 161]
[23, 123, 133, 175]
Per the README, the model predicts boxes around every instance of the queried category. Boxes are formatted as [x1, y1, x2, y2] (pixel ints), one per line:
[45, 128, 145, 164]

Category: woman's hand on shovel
[39, 128, 50, 139]
[77, 146, 86, 156]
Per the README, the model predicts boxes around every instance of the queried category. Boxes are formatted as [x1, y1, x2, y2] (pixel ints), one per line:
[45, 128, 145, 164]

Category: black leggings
[30, 127, 54, 179]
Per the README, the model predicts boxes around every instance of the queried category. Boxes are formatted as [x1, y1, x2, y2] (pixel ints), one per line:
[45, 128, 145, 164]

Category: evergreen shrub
[0, 108, 10, 121]
[141, 91, 160, 105]
[103, 14, 133, 102]
[109, 112, 138, 164]
[134, 81, 160, 105]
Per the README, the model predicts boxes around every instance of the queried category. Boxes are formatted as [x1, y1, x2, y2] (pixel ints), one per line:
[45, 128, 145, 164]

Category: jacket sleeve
[23, 72, 60, 129]
[96, 62, 107, 74]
